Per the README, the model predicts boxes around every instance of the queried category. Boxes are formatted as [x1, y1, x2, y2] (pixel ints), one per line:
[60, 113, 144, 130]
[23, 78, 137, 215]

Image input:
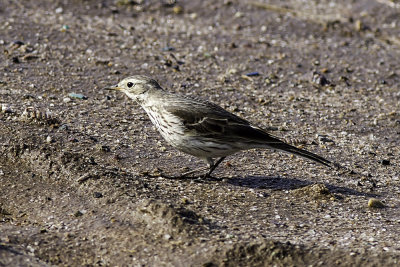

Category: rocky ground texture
[1, 0, 400, 266]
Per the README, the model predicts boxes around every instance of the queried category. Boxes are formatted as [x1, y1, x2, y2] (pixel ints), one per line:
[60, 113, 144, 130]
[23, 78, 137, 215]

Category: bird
[106, 75, 333, 178]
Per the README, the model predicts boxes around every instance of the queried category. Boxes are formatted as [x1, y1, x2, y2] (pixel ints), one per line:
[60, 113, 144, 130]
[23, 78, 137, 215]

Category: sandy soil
[1, 0, 400, 266]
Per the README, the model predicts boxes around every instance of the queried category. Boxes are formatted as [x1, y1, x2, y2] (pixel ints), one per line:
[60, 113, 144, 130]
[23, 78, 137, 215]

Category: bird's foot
[180, 166, 209, 178]
[141, 167, 223, 181]
[141, 167, 208, 180]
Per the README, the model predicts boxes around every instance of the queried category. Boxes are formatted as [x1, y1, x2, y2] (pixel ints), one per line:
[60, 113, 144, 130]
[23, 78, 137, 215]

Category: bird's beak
[104, 84, 122, 91]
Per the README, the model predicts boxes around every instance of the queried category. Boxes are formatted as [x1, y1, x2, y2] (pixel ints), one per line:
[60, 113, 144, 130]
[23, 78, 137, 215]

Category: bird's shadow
[226, 175, 378, 198]
[152, 169, 378, 198]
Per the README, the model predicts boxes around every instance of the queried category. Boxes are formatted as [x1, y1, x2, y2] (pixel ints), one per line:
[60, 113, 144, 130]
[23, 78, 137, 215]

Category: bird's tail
[268, 141, 332, 168]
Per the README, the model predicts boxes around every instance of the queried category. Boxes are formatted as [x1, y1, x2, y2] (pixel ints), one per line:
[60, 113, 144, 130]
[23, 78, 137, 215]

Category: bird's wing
[166, 99, 282, 143]
[165, 98, 332, 167]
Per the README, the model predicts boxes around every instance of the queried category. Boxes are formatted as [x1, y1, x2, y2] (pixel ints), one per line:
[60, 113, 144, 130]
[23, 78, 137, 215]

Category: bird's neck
[137, 88, 166, 107]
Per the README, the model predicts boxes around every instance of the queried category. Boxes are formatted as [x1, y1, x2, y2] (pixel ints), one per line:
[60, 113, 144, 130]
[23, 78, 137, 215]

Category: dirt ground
[1, 0, 400, 266]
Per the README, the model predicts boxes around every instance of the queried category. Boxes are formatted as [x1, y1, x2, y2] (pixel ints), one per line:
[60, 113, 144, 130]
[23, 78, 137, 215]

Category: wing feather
[165, 98, 281, 144]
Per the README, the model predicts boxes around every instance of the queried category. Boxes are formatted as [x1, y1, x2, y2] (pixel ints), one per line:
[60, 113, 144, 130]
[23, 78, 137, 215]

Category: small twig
[76, 173, 99, 184]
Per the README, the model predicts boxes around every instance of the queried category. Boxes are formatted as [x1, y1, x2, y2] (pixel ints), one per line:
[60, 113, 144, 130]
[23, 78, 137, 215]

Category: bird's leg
[205, 157, 226, 177]
[175, 157, 227, 178]
[179, 158, 216, 178]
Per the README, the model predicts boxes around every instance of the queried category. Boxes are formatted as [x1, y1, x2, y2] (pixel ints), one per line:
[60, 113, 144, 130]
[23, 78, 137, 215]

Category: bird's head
[106, 75, 162, 100]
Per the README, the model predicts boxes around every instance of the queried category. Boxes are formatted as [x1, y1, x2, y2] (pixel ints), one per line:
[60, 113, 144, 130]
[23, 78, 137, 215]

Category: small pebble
[227, 68, 238, 75]
[74, 211, 83, 217]
[245, 72, 260, 77]
[162, 46, 175, 51]
[311, 71, 330, 86]
[93, 192, 103, 198]
[68, 93, 87, 100]
[355, 20, 363, 31]
[317, 134, 335, 144]
[368, 198, 385, 208]
[1, 104, 13, 113]
[12, 40, 25, 46]
[59, 124, 69, 131]
[181, 198, 190, 204]
[173, 5, 183, 14]
[46, 136, 52, 143]
[96, 144, 110, 152]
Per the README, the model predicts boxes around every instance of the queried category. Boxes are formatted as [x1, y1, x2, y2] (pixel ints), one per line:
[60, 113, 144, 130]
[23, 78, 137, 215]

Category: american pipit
[106, 75, 333, 177]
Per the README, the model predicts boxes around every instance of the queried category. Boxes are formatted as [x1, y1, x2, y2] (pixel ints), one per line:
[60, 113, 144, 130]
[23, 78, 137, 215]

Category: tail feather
[269, 142, 332, 168]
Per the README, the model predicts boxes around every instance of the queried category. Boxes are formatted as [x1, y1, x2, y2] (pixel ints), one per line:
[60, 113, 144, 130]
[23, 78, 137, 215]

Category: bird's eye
[127, 82, 134, 88]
